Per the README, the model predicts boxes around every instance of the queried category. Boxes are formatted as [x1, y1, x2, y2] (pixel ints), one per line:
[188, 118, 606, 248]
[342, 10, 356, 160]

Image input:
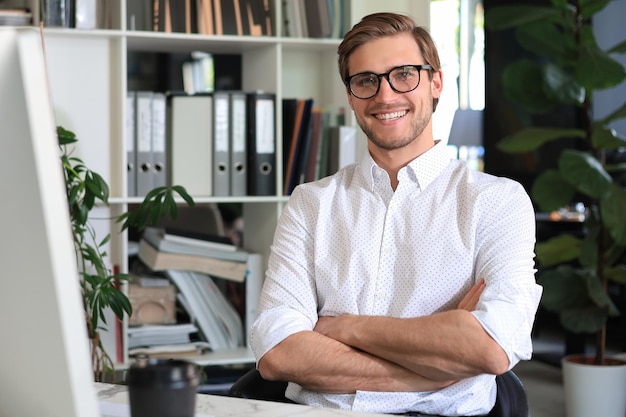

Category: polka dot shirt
[250, 140, 542, 416]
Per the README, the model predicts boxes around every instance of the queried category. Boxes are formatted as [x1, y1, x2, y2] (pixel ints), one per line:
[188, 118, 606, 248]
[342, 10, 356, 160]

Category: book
[138, 239, 247, 283]
[127, 0, 153, 31]
[212, 91, 230, 196]
[304, 0, 331, 38]
[196, 0, 215, 35]
[163, 227, 237, 251]
[284, 98, 314, 194]
[126, 91, 137, 196]
[131, 274, 171, 287]
[0, 9, 32, 26]
[246, 92, 276, 195]
[219, 0, 239, 34]
[305, 108, 326, 183]
[229, 91, 247, 196]
[327, 125, 357, 175]
[135, 91, 154, 196]
[129, 341, 212, 359]
[244, 253, 263, 344]
[127, 323, 199, 348]
[151, 92, 167, 188]
[167, 270, 244, 350]
[283, 98, 314, 194]
[142, 227, 249, 263]
[293, 103, 316, 187]
[167, 93, 213, 196]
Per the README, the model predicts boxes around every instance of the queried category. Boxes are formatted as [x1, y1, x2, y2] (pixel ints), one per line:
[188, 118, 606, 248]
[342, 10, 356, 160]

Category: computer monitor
[0, 27, 100, 417]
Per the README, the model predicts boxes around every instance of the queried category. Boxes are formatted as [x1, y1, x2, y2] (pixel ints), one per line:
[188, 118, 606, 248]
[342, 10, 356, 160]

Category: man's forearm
[315, 310, 509, 381]
[258, 330, 454, 393]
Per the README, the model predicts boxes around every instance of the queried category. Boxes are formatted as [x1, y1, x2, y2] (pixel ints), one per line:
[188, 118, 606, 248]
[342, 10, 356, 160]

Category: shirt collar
[405, 140, 451, 191]
[360, 140, 451, 192]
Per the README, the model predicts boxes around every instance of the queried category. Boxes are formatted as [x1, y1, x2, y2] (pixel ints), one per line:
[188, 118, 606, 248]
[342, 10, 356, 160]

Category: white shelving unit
[34, 0, 427, 367]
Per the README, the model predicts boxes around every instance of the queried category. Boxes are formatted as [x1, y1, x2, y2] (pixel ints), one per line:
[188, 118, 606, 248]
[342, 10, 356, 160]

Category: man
[250, 12, 542, 416]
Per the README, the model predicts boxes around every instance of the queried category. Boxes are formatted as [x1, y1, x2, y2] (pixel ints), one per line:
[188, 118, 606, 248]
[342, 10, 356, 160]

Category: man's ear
[431, 69, 443, 100]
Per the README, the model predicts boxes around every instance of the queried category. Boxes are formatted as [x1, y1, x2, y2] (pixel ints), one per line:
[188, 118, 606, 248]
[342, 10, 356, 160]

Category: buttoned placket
[371, 166, 421, 315]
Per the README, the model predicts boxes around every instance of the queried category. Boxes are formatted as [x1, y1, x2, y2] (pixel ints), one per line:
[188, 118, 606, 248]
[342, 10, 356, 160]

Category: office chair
[228, 369, 529, 417]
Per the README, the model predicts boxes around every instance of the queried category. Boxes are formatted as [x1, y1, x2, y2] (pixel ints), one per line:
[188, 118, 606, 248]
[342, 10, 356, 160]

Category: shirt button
[383, 246, 391, 254]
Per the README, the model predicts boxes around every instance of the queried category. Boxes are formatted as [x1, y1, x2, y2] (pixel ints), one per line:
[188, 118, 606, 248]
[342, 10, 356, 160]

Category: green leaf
[576, 44, 626, 90]
[542, 63, 585, 105]
[485, 5, 565, 31]
[172, 185, 195, 206]
[537, 266, 589, 311]
[591, 125, 626, 149]
[600, 183, 626, 245]
[516, 21, 567, 58]
[578, 221, 599, 268]
[560, 306, 607, 334]
[531, 170, 577, 212]
[92, 172, 110, 201]
[605, 265, 626, 285]
[497, 127, 586, 153]
[608, 39, 626, 54]
[584, 269, 617, 314]
[57, 126, 77, 145]
[502, 60, 556, 114]
[108, 288, 132, 319]
[579, 0, 612, 19]
[536, 234, 582, 267]
[603, 243, 626, 269]
[558, 150, 612, 198]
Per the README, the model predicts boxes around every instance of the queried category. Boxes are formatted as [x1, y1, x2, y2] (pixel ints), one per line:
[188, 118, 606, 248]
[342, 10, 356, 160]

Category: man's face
[346, 33, 442, 152]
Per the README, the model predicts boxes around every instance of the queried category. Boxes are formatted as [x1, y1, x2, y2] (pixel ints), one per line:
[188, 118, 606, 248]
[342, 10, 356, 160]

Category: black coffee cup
[127, 358, 200, 417]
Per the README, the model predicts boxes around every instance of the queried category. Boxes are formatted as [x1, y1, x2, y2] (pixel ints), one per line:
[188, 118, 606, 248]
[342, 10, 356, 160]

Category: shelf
[111, 195, 290, 205]
[126, 31, 279, 53]
[38, 0, 419, 371]
[118, 347, 256, 369]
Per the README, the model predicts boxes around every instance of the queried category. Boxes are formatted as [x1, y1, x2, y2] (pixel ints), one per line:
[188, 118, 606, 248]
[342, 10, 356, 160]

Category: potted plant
[485, 1, 626, 416]
[59, 126, 194, 382]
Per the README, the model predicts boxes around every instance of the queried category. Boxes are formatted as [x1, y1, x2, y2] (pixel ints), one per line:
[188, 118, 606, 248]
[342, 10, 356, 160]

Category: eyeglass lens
[349, 65, 427, 99]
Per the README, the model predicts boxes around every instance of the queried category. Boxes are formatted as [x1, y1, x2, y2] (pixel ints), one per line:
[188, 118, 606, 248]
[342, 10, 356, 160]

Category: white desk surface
[95, 382, 390, 417]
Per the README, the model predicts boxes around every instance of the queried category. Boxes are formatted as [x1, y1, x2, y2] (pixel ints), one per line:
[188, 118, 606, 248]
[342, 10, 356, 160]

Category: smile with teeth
[375, 110, 407, 120]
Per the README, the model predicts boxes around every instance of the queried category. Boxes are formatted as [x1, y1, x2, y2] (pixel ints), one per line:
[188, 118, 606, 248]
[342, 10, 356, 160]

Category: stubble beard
[356, 102, 432, 151]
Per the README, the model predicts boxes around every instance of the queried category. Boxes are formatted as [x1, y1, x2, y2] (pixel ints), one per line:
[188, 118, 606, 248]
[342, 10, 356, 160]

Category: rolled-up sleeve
[249, 188, 319, 361]
[471, 180, 542, 368]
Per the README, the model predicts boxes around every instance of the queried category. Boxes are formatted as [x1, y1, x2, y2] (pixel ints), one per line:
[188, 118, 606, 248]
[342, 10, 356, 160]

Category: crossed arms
[257, 279, 510, 394]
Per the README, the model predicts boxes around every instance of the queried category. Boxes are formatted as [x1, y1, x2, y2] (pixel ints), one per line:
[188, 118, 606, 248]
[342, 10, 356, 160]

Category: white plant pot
[562, 354, 626, 417]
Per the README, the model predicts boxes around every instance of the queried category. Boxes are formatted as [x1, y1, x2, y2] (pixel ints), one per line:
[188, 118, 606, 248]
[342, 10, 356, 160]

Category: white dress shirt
[250, 141, 542, 416]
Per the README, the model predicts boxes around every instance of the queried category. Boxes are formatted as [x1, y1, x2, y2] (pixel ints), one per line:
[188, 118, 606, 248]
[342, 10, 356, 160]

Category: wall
[593, 0, 626, 137]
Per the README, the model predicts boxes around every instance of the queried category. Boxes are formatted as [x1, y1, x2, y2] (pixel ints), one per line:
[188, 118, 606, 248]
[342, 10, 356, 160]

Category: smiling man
[249, 12, 542, 417]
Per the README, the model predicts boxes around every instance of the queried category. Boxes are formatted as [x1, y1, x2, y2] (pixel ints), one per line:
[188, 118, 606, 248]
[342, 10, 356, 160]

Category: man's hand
[316, 278, 486, 336]
[313, 278, 509, 380]
[457, 278, 485, 311]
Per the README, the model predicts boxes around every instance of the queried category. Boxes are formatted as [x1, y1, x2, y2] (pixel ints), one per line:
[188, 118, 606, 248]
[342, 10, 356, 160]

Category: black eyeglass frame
[344, 64, 433, 99]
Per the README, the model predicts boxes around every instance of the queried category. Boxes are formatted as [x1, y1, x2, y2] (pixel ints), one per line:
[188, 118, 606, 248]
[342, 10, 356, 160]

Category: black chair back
[228, 369, 530, 416]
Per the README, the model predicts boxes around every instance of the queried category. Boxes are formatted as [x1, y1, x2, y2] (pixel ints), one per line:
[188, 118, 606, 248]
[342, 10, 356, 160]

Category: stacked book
[128, 323, 200, 349]
[137, 227, 261, 352]
[139, 227, 249, 283]
[0, 9, 32, 26]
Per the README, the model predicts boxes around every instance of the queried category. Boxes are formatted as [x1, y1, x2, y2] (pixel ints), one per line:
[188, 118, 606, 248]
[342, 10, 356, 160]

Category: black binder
[246, 92, 276, 196]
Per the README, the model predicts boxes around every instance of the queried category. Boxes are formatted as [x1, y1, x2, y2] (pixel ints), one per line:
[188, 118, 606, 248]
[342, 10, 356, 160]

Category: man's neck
[369, 138, 436, 191]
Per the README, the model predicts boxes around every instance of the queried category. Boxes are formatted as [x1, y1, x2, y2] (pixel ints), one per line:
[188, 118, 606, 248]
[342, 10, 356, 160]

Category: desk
[95, 383, 389, 417]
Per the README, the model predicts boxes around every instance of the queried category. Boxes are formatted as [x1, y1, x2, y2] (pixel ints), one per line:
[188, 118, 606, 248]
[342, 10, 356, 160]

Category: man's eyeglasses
[345, 64, 433, 100]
